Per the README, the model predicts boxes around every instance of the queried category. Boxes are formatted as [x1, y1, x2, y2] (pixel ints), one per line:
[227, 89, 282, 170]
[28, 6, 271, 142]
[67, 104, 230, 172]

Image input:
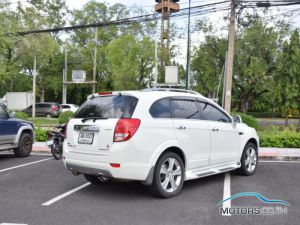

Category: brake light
[51, 105, 59, 111]
[98, 92, 112, 95]
[113, 118, 141, 142]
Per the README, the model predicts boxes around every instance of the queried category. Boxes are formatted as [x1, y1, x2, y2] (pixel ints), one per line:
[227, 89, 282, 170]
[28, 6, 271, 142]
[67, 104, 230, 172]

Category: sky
[65, 0, 300, 65]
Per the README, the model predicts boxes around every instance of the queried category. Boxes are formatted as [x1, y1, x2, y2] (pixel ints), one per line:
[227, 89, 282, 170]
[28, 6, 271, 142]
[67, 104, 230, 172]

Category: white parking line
[42, 182, 91, 206]
[222, 172, 231, 216]
[0, 158, 52, 173]
[0, 223, 27, 225]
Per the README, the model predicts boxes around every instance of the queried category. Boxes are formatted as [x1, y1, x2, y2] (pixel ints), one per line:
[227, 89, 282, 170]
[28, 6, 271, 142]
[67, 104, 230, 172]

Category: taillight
[113, 118, 141, 142]
[51, 105, 59, 111]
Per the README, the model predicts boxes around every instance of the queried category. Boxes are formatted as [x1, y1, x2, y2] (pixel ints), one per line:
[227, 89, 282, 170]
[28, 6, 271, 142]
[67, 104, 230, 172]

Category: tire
[51, 139, 62, 160]
[150, 152, 185, 198]
[46, 113, 52, 118]
[84, 174, 112, 185]
[14, 133, 33, 157]
[237, 142, 258, 176]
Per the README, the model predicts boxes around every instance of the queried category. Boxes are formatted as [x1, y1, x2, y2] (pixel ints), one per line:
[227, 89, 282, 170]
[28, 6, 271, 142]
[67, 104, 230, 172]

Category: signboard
[72, 70, 86, 83]
[165, 66, 179, 84]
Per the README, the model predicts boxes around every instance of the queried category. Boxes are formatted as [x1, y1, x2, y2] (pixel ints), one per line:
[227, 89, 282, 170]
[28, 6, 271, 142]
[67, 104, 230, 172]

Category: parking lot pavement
[0, 154, 299, 225]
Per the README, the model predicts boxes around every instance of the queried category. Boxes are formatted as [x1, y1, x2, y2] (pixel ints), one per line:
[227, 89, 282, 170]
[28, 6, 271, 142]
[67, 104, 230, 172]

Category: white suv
[63, 89, 259, 198]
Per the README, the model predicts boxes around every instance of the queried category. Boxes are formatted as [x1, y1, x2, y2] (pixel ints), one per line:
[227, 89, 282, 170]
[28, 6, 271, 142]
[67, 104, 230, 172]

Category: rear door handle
[176, 125, 186, 130]
[211, 128, 219, 132]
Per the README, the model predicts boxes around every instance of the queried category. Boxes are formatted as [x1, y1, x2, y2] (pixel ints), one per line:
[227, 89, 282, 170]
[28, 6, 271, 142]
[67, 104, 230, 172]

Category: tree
[107, 35, 154, 90]
[276, 30, 300, 126]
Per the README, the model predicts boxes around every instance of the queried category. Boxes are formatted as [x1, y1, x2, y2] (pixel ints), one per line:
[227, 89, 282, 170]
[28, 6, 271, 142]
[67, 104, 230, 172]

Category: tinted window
[62, 105, 70, 109]
[171, 99, 200, 119]
[0, 106, 7, 119]
[198, 102, 231, 122]
[75, 95, 138, 119]
[149, 98, 171, 118]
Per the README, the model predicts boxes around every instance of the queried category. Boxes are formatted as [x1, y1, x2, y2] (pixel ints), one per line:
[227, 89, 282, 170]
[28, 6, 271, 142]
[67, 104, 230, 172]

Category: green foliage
[15, 111, 29, 120]
[34, 127, 48, 142]
[259, 126, 300, 148]
[28, 117, 59, 126]
[235, 113, 259, 129]
[59, 111, 74, 124]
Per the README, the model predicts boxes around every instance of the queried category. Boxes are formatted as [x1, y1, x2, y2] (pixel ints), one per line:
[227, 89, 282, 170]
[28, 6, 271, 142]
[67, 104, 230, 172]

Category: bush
[259, 126, 300, 148]
[59, 111, 75, 124]
[35, 127, 48, 142]
[15, 111, 29, 120]
[235, 113, 259, 130]
[247, 111, 281, 118]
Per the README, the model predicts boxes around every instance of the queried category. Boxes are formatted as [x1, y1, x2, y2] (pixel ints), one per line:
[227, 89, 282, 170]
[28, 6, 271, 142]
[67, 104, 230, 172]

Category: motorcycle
[46, 124, 66, 160]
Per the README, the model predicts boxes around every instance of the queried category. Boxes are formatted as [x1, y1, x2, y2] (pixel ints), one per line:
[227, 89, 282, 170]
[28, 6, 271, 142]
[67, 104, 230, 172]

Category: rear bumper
[63, 141, 153, 181]
[63, 157, 151, 181]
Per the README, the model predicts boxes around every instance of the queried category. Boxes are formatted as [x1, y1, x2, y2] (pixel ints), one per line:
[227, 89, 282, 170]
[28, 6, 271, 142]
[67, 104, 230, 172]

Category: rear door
[67, 94, 138, 154]
[171, 97, 210, 170]
[197, 101, 239, 165]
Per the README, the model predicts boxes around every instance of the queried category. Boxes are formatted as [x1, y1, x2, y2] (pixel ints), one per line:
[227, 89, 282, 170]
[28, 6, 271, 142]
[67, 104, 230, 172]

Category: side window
[171, 99, 200, 119]
[61, 105, 69, 109]
[197, 102, 231, 123]
[149, 98, 171, 118]
[0, 106, 7, 119]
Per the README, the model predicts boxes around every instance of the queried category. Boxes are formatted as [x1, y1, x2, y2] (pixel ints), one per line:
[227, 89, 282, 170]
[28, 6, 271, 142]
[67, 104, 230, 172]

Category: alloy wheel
[159, 158, 182, 193]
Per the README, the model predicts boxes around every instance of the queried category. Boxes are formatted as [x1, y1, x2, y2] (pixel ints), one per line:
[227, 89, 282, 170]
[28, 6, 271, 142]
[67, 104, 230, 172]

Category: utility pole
[224, 0, 236, 113]
[92, 27, 98, 93]
[32, 51, 36, 118]
[185, 0, 191, 90]
[62, 41, 67, 104]
[154, 40, 158, 85]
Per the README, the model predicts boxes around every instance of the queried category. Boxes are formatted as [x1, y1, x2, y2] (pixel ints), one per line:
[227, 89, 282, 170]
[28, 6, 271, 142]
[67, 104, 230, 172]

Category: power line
[5, 1, 229, 36]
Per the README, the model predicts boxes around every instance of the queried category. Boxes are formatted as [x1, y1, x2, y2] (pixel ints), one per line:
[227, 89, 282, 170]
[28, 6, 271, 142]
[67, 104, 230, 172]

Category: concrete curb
[258, 156, 300, 161]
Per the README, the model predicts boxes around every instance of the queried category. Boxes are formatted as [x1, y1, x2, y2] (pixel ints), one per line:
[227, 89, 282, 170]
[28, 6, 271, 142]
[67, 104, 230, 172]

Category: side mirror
[232, 115, 242, 123]
[9, 111, 16, 118]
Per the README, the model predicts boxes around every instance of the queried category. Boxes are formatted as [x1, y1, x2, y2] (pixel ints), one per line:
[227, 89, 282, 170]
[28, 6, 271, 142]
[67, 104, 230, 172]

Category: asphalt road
[0, 153, 299, 225]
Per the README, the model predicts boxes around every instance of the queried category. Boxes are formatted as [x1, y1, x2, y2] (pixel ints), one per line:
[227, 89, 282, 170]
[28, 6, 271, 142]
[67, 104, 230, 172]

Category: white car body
[61, 104, 79, 113]
[63, 89, 259, 192]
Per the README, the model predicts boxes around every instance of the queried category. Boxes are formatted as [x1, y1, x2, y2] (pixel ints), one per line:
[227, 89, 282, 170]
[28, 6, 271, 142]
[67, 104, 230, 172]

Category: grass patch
[28, 117, 59, 126]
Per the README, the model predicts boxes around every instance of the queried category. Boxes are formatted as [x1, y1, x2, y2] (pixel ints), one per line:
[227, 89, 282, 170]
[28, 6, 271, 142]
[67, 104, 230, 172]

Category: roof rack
[142, 88, 203, 96]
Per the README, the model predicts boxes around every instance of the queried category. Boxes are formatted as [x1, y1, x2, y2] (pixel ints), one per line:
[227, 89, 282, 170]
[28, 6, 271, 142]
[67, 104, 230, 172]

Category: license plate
[78, 132, 94, 144]
[46, 140, 54, 146]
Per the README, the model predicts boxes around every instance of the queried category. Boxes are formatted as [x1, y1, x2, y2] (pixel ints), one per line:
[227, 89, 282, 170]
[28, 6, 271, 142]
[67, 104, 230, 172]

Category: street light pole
[92, 27, 98, 93]
[62, 41, 68, 104]
[185, 0, 191, 90]
[32, 51, 36, 118]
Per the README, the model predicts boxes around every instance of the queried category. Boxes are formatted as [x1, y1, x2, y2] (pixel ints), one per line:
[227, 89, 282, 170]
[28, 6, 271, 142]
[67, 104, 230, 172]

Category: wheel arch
[15, 126, 34, 144]
[247, 138, 258, 149]
[149, 142, 187, 169]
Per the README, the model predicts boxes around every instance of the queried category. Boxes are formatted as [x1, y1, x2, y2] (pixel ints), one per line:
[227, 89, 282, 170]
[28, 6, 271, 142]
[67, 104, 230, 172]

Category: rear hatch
[67, 94, 138, 154]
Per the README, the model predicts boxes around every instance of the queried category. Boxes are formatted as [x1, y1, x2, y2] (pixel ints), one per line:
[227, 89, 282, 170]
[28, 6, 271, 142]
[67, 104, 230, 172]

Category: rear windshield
[74, 95, 138, 119]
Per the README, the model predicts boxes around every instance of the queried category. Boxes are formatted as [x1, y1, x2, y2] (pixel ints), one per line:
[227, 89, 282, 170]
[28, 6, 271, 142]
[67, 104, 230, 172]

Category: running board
[0, 144, 17, 151]
[185, 162, 240, 181]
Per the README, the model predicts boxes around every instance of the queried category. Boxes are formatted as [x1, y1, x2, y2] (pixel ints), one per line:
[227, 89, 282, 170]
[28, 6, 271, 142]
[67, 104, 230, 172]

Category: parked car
[60, 104, 79, 113]
[63, 89, 259, 198]
[0, 105, 34, 157]
[23, 102, 61, 118]
[0, 102, 7, 110]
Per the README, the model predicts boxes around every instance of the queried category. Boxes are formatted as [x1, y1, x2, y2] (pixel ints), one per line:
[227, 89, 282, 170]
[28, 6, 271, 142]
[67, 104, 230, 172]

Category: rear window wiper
[81, 117, 108, 123]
